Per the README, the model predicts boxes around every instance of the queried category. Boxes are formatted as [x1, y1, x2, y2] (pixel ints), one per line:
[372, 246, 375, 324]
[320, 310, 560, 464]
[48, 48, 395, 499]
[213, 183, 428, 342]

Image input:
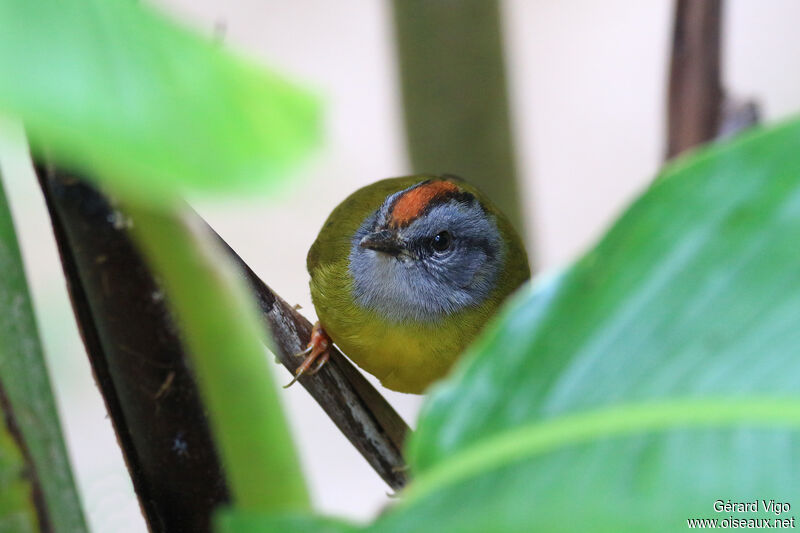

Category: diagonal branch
[208, 224, 410, 490]
[35, 163, 409, 532]
[36, 162, 230, 533]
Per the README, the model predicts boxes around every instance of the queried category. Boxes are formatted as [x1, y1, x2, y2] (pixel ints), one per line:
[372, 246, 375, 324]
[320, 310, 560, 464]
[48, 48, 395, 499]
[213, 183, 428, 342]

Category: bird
[289, 175, 530, 394]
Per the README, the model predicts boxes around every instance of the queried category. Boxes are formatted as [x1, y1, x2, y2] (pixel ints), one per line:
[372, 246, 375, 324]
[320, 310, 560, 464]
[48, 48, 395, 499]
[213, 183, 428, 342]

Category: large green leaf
[126, 204, 309, 512]
[374, 118, 800, 531]
[214, 510, 357, 533]
[209, 123, 800, 533]
[0, 175, 87, 531]
[0, 0, 319, 204]
[210, 120, 800, 533]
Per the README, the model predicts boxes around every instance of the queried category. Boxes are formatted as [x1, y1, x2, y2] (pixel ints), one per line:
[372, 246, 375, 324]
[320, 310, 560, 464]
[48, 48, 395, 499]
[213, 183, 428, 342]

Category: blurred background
[2, 1, 800, 531]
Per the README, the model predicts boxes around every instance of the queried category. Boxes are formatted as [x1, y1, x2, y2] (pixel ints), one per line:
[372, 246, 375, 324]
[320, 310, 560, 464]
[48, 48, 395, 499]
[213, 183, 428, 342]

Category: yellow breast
[309, 262, 487, 394]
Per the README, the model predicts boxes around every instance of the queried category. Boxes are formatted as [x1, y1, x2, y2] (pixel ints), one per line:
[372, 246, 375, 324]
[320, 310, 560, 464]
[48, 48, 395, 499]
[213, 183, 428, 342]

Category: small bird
[291, 175, 530, 394]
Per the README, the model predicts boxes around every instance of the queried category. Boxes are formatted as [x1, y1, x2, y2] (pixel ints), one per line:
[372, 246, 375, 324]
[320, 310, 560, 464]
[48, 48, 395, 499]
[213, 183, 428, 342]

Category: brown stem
[666, 0, 760, 160]
[666, 0, 724, 158]
[210, 228, 410, 490]
[35, 162, 409, 532]
[391, 0, 529, 244]
[36, 163, 230, 533]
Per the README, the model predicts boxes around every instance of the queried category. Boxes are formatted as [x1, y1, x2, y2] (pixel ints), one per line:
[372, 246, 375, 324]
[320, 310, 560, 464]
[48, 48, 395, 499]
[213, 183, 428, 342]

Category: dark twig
[666, 0, 759, 159]
[36, 161, 409, 520]
[666, 0, 724, 158]
[35, 163, 229, 533]
[210, 228, 410, 490]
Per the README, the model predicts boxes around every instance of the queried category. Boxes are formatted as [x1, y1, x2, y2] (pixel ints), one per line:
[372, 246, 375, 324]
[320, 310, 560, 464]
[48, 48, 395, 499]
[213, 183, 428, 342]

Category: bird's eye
[431, 231, 452, 252]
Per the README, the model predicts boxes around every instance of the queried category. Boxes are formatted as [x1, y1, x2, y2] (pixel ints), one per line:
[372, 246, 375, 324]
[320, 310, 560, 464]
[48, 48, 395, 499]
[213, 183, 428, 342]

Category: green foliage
[0, 420, 37, 533]
[0, 0, 321, 524]
[215, 510, 358, 533]
[0, 177, 87, 532]
[394, 118, 800, 532]
[0, 0, 319, 204]
[219, 118, 800, 531]
[3, 0, 798, 531]
[126, 206, 309, 512]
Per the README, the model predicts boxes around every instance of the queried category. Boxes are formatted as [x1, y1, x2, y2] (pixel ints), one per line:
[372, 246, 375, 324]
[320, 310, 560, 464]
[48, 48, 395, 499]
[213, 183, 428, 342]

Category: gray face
[348, 188, 503, 323]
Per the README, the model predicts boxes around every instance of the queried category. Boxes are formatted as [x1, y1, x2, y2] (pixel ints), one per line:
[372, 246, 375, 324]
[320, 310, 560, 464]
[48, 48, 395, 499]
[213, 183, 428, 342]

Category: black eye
[431, 231, 452, 252]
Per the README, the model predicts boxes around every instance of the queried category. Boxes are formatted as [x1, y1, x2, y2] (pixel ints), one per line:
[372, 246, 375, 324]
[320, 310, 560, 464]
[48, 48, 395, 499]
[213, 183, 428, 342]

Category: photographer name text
[715, 500, 791, 516]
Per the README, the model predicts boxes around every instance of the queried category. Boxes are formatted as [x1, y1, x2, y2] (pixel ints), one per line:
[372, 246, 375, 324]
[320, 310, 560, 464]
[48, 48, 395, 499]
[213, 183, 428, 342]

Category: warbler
[290, 175, 530, 394]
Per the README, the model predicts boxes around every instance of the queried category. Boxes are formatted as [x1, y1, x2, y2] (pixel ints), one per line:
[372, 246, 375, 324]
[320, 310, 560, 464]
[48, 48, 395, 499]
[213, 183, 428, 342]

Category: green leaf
[0, 0, 319, 204]
[381, 118, 800, 532]
[0, 174, 87, 531]
[214, 509, 357, 533]
[126, 205, 309, 512]
[0, 418, 37, 533]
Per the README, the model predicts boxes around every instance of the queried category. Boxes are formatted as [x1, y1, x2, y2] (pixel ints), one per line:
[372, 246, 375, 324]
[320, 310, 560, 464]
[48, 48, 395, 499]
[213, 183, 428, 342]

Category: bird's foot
[284, 322, 331, 388]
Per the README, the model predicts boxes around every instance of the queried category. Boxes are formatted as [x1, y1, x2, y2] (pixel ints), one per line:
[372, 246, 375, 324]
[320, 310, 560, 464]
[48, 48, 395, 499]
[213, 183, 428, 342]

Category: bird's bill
[359, 230, 404, 256]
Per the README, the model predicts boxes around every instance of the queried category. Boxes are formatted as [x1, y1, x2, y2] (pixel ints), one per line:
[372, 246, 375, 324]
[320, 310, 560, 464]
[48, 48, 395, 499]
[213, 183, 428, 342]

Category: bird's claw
[293, 345, 313, 357]
[284, 322, 331, 388]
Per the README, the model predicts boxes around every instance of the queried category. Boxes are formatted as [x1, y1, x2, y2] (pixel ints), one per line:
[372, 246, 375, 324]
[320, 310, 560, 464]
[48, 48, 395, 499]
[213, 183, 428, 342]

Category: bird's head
[348, 178, 505, 323]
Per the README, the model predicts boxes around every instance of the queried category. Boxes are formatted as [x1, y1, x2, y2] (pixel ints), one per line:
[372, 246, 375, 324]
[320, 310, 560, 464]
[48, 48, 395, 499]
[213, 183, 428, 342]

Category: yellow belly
[328, 316, 464, 394]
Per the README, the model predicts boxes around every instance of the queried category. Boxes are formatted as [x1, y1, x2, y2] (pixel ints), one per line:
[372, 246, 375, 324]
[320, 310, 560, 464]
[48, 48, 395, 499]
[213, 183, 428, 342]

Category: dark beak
[359, 230, 403, 256]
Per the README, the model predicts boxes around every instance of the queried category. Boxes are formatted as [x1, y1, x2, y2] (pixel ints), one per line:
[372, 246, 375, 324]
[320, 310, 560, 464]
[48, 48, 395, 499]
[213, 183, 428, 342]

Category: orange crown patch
[389, 180, 461, 228]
